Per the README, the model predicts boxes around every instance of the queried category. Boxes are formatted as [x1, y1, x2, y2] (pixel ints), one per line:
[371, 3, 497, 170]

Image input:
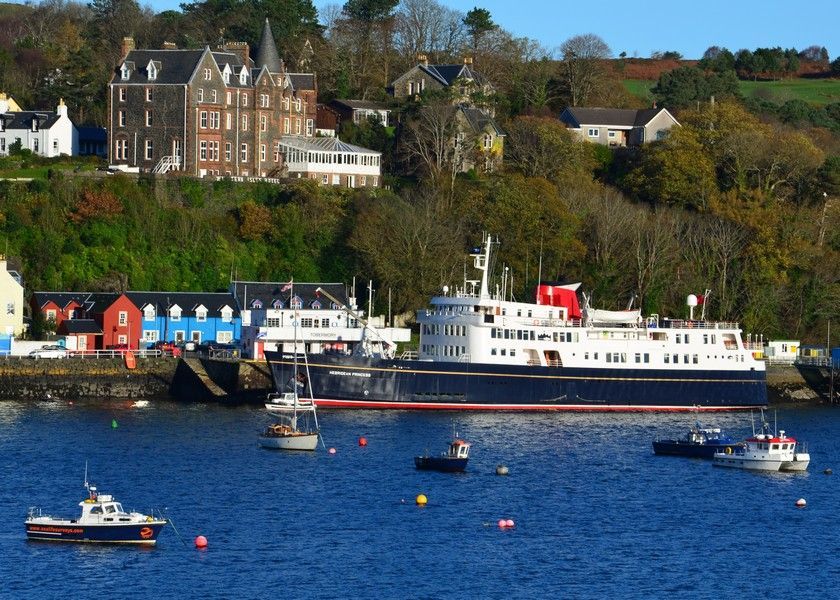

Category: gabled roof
[84, 293, 122, 313]
[330, 99, 391, 112]
[230, 281, 349, 311]
[61, 319, 103, 335]
[278, 135, 380, 155]
[420, 63, 483, 87]
[0, 111, 61, 130]
[560, 107, 678, 128]
[32, 292, 91, 311]
[459, 106, 505, 136]
[117, 49, 205, 84]
[255, 18, 283, 74]
[125, 291, 240, 317]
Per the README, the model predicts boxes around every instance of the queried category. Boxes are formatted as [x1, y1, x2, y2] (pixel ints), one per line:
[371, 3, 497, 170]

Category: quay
[0, 353, 833, 405]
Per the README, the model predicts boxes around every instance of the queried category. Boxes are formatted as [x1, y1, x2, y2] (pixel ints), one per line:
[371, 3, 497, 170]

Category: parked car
[151, 341, 182, 357]
[29, 345, 68, 359]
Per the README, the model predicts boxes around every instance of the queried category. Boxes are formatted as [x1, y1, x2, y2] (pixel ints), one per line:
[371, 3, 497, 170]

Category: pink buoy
[505, 519, 515, 528]
[328, 447, 337, 455]
[498, 519, 507, 528]
[194, 535, 208, 548]
[358, 437, 367, 447]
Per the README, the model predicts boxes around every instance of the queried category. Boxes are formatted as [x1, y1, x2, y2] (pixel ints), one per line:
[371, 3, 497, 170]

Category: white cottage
[0, 98, 78, 157]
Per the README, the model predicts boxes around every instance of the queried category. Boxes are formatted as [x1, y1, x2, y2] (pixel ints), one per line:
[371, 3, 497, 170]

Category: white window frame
[144, 139, 153, 160]
[118, 311, 128, 326]
[587, 128, 599, 137]
[196, 309, 207, 323]
[197, 88, 204, 102]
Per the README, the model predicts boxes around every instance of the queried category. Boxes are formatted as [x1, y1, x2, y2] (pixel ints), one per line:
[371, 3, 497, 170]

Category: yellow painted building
[0, 256, 24, 336]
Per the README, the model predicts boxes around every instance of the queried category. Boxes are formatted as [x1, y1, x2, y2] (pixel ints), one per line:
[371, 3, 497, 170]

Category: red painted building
[90, 293, 142, 349]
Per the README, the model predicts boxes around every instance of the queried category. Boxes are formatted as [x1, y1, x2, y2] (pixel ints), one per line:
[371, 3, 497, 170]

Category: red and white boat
[713, 412, 809, 472]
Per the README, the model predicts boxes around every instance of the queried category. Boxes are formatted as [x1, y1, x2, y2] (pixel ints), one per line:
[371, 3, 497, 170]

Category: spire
[255, 18, 282, 73]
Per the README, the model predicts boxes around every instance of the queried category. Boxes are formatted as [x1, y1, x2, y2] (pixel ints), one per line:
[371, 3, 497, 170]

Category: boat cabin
[448, 439, 470, 459]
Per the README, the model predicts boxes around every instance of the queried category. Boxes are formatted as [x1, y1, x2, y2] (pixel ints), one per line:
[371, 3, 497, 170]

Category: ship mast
[475, 235, 493, 300]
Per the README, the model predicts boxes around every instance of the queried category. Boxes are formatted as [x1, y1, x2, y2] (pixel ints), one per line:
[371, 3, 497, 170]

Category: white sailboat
[259, 282, 321, 451]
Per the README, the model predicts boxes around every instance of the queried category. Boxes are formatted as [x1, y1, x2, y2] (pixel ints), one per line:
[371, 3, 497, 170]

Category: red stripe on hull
[311, 399, 756, 412]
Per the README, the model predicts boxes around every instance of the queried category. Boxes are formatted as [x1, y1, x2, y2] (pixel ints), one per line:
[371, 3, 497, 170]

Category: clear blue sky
[31, 0, 839, 60]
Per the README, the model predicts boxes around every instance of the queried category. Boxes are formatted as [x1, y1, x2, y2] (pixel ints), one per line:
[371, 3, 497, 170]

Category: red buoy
[358, 437, 367, 447]
[498, 519, 507, 528]
[194, 535, 208, 548]
[505, 519, 515, 528]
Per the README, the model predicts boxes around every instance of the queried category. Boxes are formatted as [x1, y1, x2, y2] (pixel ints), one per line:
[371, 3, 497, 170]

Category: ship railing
[795, 356, 834, 367]
[399, 350, 418, 360]
[457, 353, 471, 363]
[656, 319, 740, 330]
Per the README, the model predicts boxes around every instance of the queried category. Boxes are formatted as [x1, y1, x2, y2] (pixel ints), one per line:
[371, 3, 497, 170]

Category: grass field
[624, 78, 840, 106]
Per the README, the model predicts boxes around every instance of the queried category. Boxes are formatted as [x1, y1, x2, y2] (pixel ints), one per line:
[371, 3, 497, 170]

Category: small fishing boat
[653, 422, 742, 458]
[414, 438, 471, 473]
[264, 391, 313, 412]
[25, 470, 166, 545]
[713, 412, 810, 472]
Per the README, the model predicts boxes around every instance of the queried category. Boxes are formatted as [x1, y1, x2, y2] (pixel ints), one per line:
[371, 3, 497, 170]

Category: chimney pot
[162, 41, 177, 50]
[417, 54, 428, 67]
[464, 56, 473, 65]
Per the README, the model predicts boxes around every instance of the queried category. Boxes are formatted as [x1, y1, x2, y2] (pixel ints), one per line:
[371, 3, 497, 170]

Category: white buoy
[795, 498, 806, 508]
[496, 464, 509, 476]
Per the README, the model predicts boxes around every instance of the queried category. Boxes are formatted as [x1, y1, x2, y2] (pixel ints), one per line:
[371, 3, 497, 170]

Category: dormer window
[239, 68, 248, 85]
[196, 307, 207, 322]
[271, 299, 283, 309]
[221, 307, 232, 323]
[147, 60, 157, 81]
[144, 305, 156, 320]
[310, 300, 322, 309]
[290, 296, 302, 309]
[120, 64, 130, 80]
[222, 65, 231, 84]
[169, 306, 181, 321]
[251, 299, 263, 309]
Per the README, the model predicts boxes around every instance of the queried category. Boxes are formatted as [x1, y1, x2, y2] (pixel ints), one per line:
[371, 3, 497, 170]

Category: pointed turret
[255, 18, 283, 74]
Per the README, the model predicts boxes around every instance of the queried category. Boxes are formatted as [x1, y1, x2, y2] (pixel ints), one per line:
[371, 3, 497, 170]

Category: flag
[280, 281, 292, 293]
[696, 294, 705, 305]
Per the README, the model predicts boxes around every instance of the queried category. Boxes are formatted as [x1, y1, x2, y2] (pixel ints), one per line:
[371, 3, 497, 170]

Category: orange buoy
[194, 535, 208, 548]
[358, 437, 367, 447]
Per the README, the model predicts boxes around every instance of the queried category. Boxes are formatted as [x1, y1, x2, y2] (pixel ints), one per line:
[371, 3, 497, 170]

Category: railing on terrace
[795, 356, 836, 367]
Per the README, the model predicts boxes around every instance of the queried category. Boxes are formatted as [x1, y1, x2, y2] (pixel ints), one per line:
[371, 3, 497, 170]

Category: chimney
[417, 54, 428, 67]
[221, 41, 251, 69]
[0, 92, 7, 115]
[121, 37, 135, 59]
[162, 41, 177, 50]
[56, 98, 68, 118]
[464, 56, 473, 65]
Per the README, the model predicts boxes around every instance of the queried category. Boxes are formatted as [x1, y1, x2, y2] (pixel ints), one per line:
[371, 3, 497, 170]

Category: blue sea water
[0, 400, 838, 599]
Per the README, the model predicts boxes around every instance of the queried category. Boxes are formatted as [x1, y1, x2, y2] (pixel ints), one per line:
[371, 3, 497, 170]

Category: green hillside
[625, 78, 840, 107]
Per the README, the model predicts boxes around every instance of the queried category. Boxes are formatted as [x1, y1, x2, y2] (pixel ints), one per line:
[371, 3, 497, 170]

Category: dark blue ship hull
[25, 522, 166, 544]
[264, 352, 767, 411]
[414, 456, 469, 472]
[652, 440, 741, 458]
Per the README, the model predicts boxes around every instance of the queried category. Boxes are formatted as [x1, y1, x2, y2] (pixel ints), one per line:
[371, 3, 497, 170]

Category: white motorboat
[713, 412, 809, 472]
[264, 391, 313, 412]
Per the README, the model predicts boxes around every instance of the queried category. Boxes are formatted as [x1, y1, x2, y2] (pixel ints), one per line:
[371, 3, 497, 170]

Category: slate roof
[77, 126, 106, 142]
[84, 293, 121, 313]
[32, 292, 94, 311]
[125, 291, 239, 317]
[230, 281, 349, 311]
[287, 73, 316, 92]
[331, 99, 391, 111]
[255, 19, 283, 74]
[1, 111, 61, 130]
[420, 64, 483, 87]
[561, 107, 674, 128]
[278, 135, 380, 155]
[61, 319, 103, 334]
[460, 106, 505, 136]
[120, 49, 205, 84]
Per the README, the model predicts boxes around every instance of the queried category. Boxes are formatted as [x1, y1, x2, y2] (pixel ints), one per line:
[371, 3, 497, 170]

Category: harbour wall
[0, 358, 827, 404]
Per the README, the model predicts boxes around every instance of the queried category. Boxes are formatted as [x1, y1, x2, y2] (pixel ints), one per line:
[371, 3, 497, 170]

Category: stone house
[559, 107, 680, 147]
[391, 56, 495, 105]
[455, 105, 505, 173]
[328, 99, 392, 129]
[108, 19, 317, 177]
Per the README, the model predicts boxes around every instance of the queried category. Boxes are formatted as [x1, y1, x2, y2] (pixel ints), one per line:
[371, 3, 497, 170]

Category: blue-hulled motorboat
[25, 474, 166, 545]
[414, 439, 471, 472]
[653, 423, 742, 458]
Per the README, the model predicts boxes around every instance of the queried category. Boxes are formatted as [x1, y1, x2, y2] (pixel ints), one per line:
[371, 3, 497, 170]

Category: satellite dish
[686, 294, 698, 307]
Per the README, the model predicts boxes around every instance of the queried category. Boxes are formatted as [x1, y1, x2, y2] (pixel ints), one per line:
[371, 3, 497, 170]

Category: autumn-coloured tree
[70, 189, 124, 223]
[557, 33, 611, 107]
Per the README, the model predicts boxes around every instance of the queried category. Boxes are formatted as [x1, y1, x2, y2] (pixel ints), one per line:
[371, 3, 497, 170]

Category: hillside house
[0, 98, 78, 157]
[559, 106, 680, 146]
[391, 56, 495, 106]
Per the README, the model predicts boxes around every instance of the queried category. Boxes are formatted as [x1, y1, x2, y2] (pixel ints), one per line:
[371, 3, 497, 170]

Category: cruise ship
[264, 237, 767, 411]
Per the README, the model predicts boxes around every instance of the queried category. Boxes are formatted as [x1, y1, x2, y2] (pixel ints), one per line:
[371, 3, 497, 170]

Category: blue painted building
[126, 291, 240, 347]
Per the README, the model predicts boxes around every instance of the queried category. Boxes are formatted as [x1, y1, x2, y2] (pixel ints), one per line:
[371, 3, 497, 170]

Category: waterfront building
[125, 291, 240, 347]
[0, 255, 24, 336]
[230, 280, 409, 359]
[0, 97, 78, 157]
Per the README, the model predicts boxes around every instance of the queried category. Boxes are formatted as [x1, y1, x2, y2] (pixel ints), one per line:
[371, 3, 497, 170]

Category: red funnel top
[535, 284, 581, 320]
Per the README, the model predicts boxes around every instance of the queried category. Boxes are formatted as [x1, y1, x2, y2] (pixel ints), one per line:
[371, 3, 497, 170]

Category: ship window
[685, 334, 690, 343]
[635, 353, 641, 363]
[105, 505, 116, 513]
[584, 352, 589, 360]
[644, 353, 650, 363]
[504, 330, 509, 339]
[90, 506, 103, 514]
[594, 353, 598, 360]
[527, 310, 532, 317]
[517, 310, 521, 317]
[711, 335, 717, 344]
[491, 348, 497, 355]
[517, 331, 523, 340]
[530, 331, 535, 340]
[693, 354, 699, 364]
[664, 354, 670, 363]
[772, 444, 779, 450]
[673, 354, 679, 363]
[510, 349, 516, 356]
[675, 334, 681, 344]
[684, 354, 689, 364]
[553, 333, 559, 342]
[703, 334, 709, 344]
[606, 354, 612, 363]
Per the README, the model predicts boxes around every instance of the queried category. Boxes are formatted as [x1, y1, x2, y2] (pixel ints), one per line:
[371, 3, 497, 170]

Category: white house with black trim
[0, 97, 78, 157]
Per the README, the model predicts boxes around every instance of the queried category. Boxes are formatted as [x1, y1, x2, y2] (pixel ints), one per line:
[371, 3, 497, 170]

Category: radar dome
[686, 294, 698, 307]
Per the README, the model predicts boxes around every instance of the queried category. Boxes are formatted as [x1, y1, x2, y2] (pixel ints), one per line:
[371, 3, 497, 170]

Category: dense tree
[393, 0, 464, 63]
[651, 65, 739, 108]
[503, 116, 593, 181]
[699, 46, 735, 72]
[462, 7, 494, 55]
